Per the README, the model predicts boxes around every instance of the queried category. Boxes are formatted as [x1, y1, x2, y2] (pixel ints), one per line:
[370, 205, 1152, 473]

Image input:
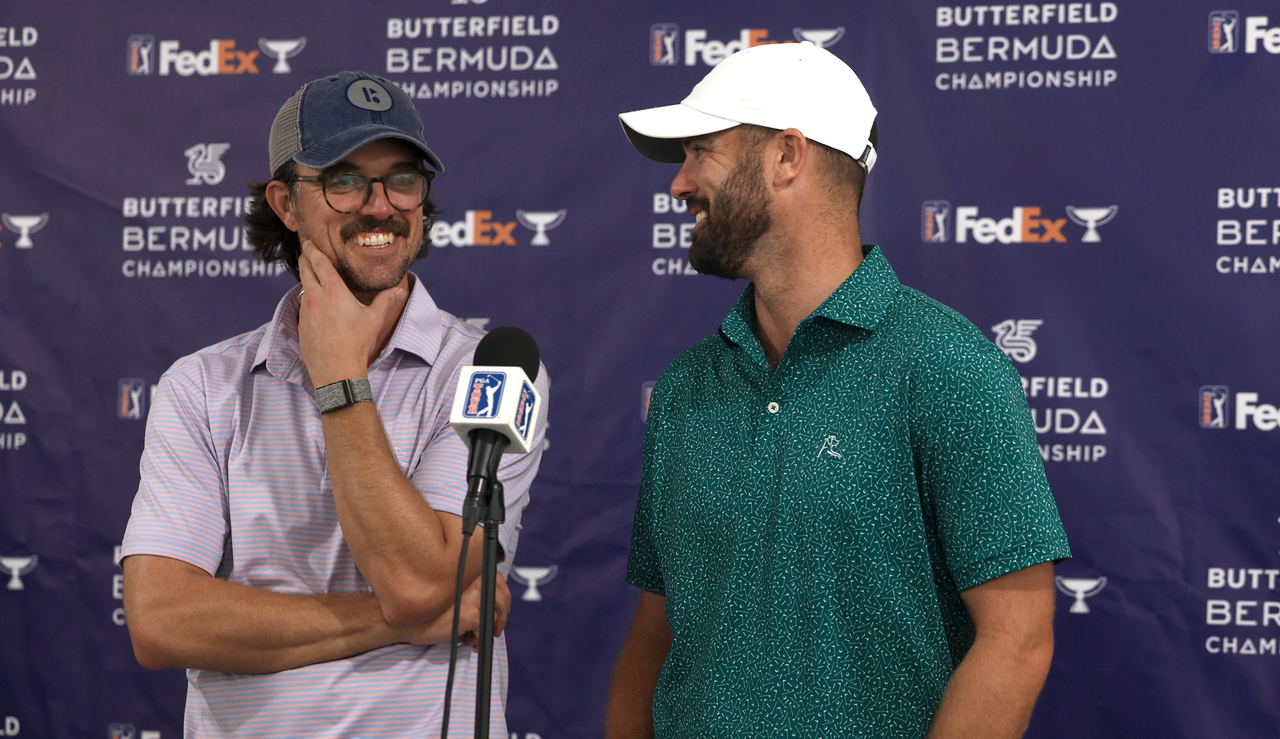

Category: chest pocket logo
[817, 434, 843, 459]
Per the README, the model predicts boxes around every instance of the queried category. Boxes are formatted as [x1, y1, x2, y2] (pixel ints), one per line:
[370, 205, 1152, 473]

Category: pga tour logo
[1200, 386, 1280, 430]
[119, 379, 147, 420]
[464, 372, 506, 419]
[1209, 11, 1240, 52]
[514, 382, 536, 442]
[650, 24, 679, 65]
[922, 201, 950, 242]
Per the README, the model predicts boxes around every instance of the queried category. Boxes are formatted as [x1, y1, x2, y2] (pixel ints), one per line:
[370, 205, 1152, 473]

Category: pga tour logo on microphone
[451, 367, 541, 453]
[464, 372, 507, 419]
[514, 382, 536, 442]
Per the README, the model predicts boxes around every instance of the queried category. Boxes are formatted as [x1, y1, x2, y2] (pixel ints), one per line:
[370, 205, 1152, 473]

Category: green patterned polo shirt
[628, 245, 1070, 738]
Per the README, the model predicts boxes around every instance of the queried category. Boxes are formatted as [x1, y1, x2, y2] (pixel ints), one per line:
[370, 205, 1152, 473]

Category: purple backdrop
[2, 1, 1279, 737]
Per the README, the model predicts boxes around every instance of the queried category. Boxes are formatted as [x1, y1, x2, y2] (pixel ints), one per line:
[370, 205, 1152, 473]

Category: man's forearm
[122, 554, 478, 674]
[321, 400, 480, 627]
[927, 563, 1057, 739]
[926, 629, 1053, 738]
[606, 591, 672, 739]
[124, 554, 408, 673]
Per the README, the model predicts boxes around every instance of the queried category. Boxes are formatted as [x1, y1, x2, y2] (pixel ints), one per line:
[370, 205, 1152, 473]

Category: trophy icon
[792, 27, 846, 48]
[258, 38, 307, 73]
[1055, 576, 1107, 614]
[0, 555, 37, 590]
[1065, 205, 1117, 243]
[1, 213, 48, 248]
[516, 210, 567, 246]
[511, 565, 558, 601]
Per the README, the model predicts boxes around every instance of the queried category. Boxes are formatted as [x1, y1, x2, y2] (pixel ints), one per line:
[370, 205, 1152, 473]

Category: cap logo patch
[347, 79, 392, 111]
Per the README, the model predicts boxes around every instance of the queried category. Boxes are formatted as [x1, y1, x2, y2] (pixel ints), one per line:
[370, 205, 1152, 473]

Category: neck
[363, 273, 414, 364]
[747, 217, 863, 370]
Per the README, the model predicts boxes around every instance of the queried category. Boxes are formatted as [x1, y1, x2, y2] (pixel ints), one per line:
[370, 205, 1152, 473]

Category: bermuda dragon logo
[992, 319, 1042, 363]
[185, 143, 231, 185]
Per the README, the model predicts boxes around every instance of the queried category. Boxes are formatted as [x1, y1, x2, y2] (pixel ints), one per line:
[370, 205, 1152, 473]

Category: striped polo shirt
[122, 276, 548, 738]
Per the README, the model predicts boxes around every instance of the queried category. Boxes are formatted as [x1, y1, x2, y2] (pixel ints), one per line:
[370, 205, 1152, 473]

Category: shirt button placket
[767, 401, 780, 414]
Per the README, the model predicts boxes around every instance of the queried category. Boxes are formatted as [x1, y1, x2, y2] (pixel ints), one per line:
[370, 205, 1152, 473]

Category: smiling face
[671, 127, 774, 281]
[271, 138, 426, 300]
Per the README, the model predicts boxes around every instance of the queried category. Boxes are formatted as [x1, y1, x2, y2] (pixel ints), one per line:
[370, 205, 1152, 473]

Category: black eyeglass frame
[294, 169, 435, 214]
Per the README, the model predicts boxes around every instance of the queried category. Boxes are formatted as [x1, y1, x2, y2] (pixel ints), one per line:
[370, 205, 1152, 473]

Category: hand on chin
[296, 240, 408, 388]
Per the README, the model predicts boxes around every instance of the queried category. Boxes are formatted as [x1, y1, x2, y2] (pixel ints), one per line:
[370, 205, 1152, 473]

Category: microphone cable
[439, 528, 473, 739]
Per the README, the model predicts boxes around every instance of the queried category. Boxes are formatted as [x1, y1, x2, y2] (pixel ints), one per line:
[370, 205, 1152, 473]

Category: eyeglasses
[294, 170, 433, 214]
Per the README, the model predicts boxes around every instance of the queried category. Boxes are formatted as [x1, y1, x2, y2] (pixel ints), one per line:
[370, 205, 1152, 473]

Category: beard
[334, 215, 416, 293]
[295, 212, 418, 295]
[686, 153, 773, 280]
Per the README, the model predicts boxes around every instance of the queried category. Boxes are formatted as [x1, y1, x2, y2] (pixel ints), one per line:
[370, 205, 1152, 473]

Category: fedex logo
[955, 206, 1066, 243]
[684, 28, 788, 66]
[156, 39, 260, 76]
[1235, 392, 1280, 431]
[430, 210, 517, 247]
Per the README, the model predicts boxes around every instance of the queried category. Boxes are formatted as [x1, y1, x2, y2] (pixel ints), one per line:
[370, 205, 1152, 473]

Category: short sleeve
[121, 368, 230, 575]
[909, 332, 1071, 591]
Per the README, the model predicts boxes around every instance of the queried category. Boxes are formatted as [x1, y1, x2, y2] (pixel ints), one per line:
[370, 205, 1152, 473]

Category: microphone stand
[473, 478, 505, 739]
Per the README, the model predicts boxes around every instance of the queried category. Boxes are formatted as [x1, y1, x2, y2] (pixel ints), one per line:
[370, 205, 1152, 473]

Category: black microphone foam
[473, 326, 540, 381]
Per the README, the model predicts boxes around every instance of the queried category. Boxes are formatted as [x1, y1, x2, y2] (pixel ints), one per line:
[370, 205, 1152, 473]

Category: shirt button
[767, 401, 780, 414]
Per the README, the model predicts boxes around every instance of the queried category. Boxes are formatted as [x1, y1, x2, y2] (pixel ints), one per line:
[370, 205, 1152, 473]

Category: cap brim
[295, 124, 446, 173]
[618, 104, 740, 163]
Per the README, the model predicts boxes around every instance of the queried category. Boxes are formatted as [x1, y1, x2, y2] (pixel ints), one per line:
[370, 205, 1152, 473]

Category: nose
[360, 180, 395, 219]
[670, 155, 698, 201]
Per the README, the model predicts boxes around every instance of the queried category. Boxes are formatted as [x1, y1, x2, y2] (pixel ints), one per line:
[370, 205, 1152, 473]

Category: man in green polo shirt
[605, 43, 1071, 739]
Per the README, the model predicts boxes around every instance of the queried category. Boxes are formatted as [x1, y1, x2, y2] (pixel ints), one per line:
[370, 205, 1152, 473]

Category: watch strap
[315, 378, 373, 413]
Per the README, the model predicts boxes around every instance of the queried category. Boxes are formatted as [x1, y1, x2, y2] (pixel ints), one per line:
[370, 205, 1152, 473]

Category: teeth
[354, 232, 393, 246]
[695, 212, 707, 223]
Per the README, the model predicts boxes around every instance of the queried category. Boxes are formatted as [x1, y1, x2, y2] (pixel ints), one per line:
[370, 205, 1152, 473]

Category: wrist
[315, 378, 373, 413]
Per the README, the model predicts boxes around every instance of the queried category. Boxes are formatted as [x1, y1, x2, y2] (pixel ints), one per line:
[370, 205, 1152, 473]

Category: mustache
[340, 215, 411, 242]
[685, 197, 710, 216]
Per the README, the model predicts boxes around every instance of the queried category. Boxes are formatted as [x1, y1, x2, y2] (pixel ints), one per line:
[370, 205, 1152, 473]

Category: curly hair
[244, 161, 441, 280]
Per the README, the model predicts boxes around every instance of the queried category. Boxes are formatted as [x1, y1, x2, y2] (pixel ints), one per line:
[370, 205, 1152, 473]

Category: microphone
[449, 327, 542, 534]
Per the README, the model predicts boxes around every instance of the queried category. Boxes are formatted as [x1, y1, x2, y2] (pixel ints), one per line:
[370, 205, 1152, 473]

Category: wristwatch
[315, 378, 373, 413]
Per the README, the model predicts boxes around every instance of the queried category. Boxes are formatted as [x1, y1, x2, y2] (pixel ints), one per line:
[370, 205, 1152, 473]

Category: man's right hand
[402, 574, 512, 647]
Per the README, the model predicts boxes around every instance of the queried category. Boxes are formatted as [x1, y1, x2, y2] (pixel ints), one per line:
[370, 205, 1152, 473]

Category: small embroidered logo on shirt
[818, 435, 843, 459]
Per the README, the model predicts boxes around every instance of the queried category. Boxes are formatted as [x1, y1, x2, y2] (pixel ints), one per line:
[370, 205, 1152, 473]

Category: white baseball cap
[619, 42, 878, 172]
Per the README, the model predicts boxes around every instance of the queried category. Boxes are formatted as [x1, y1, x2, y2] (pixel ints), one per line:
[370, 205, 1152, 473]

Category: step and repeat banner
[2, 1, 1278, 737]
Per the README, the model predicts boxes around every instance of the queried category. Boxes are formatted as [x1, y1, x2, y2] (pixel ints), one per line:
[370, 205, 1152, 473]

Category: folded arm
[123, 553, 508, 674]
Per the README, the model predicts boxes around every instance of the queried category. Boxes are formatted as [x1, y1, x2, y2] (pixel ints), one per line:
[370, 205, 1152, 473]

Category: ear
[265, 180, 299, 232]
[771, 128, 810, 189]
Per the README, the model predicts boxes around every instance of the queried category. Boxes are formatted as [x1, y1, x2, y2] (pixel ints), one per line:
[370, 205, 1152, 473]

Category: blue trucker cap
[267, 71, 444, 176]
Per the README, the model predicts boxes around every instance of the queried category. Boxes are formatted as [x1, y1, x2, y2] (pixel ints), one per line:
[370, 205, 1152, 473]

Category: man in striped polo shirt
[120, 72, 547, 738]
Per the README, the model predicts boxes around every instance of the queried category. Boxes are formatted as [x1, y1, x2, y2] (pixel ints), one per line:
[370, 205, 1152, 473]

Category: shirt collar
[719, 245, 898, 351]
[252, 271, 447, 385]
[810, 244, 898, 331]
